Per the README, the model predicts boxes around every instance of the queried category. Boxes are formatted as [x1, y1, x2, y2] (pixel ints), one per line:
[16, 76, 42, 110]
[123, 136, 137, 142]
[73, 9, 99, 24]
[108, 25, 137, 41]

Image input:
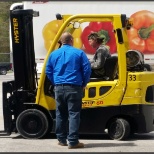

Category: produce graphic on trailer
[10, 1, 154, 72]
[43, 10, 154, 55]
[127, 10, 154, 54]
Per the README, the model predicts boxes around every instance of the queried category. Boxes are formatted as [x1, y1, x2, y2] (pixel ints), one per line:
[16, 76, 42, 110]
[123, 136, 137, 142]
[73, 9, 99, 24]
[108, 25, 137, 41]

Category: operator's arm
[45, 55, 54, 84]
[91, 48, 106, 69]
[81, 52, 91, 87]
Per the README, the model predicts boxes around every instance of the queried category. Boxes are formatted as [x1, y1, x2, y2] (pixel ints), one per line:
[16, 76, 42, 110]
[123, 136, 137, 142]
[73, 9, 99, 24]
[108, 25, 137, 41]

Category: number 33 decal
[129, 75, 136, 81]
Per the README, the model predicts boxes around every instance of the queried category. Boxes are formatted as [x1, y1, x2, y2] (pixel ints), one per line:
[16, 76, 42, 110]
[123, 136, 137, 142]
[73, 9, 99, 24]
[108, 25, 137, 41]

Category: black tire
[108, 118, 130, 140]
[16, 109, 49, 139]
[0, 68, 7, 75]
[144, 64, 152, 71]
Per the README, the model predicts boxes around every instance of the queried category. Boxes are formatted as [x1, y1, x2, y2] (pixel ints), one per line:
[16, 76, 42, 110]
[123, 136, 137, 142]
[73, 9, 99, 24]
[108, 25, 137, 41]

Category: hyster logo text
[13, 18, 19, 43]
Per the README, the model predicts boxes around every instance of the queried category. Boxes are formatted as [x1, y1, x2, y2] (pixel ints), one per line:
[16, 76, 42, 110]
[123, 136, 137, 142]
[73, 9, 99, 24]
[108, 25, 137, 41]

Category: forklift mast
[0, 9, 39, 135]
[10, 9, 39, 91]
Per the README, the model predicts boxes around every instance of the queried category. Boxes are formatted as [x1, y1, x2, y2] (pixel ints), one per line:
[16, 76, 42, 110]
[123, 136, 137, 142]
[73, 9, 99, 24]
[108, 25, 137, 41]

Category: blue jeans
[54, 85, 83, 146]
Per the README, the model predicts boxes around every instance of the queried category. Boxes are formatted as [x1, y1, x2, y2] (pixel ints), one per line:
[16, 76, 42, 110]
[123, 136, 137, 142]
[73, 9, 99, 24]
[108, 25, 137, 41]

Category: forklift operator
[88, 32, 111, 78]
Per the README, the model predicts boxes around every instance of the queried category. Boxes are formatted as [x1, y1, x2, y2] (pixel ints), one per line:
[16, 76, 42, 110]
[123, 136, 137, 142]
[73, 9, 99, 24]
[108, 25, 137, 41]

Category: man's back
[46, 44, 91, 87]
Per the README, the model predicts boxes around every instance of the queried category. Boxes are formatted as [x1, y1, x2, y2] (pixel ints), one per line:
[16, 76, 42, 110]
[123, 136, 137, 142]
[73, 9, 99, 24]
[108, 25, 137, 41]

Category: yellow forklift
[1, 9, 154, 140]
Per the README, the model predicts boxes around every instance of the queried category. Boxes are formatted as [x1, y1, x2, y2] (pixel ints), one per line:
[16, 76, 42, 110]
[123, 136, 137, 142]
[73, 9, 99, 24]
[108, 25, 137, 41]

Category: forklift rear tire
[108, 118, 130, 140]
[16, 109, 49, 139]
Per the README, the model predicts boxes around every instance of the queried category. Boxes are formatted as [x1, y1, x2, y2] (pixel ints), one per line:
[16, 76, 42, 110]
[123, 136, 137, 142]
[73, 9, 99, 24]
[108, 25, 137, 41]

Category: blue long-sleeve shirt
[46, 44, 91, 87]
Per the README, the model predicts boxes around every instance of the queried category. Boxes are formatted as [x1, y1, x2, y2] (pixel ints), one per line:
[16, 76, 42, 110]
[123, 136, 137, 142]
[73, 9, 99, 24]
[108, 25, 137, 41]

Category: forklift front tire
[108, 118, 130, 140]
[16, 109, 49, 139]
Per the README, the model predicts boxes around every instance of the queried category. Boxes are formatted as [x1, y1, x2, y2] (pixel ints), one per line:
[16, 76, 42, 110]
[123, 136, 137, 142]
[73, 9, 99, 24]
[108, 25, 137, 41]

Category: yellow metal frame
[35, 14, 154, 111]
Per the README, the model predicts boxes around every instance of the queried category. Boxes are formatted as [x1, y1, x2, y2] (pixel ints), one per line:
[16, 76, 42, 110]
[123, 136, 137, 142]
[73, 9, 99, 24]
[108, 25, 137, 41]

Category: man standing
[46, 32, 91, 149]
[88, 32, 111, 78]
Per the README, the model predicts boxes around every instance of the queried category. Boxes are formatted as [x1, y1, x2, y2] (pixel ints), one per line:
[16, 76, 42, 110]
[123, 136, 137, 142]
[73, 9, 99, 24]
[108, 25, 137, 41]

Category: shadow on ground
[3, 132, 153, 141]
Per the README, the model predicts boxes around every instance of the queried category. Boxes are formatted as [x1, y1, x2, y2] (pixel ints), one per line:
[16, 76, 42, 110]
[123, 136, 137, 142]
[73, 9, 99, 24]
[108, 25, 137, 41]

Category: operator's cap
[88, 32, 104, 42]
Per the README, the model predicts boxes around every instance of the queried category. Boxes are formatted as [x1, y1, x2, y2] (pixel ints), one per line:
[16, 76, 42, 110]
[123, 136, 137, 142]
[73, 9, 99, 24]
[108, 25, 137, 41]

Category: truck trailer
[9, 1, 154, 73]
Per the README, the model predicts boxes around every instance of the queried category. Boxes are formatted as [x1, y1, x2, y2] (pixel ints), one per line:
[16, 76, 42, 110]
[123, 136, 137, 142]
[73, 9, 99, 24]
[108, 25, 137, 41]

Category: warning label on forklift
[82, 100, 103, 107]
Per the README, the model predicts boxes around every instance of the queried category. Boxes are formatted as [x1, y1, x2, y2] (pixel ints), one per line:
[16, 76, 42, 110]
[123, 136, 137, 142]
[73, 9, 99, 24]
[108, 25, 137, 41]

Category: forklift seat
[104, 56, 118, 80]
[90, 56, 118, 82]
